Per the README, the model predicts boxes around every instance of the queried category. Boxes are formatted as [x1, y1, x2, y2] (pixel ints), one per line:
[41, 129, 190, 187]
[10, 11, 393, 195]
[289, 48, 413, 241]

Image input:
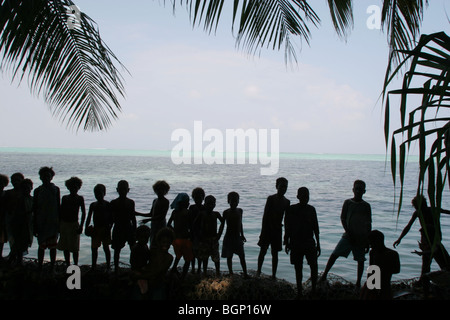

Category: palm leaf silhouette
[0, 0, 127, 131]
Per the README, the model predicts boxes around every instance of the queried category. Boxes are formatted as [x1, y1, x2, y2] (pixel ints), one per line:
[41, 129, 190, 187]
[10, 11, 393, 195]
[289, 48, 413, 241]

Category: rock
[0, 258, 448, 300]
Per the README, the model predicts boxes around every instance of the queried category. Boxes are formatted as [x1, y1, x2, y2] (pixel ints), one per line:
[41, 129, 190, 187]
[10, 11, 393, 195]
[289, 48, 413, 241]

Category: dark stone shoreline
[0, 258, 449, 300]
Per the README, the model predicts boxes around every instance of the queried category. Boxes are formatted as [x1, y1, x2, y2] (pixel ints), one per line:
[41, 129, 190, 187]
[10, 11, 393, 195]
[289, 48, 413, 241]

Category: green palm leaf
[0, 0, 127, 131]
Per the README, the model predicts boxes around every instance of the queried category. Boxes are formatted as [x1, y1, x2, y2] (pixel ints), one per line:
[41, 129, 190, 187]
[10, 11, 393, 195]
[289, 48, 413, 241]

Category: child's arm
[393, 211, 418, 247]
[284, 208, 291, 253]
[239, 209, 246, 242]
[340, 200, 349, 233]
[313, 207, 321, 257]
[79, 196, 86, 234]
[167, 210, 175, 228]
[131, 200, 137, 230]
[56, 187, 61, 217]
[136, 199, 155, 220]
[215, 212, 224, 240]
[85, 203, 94, 230]
[217, 211, 226, 240]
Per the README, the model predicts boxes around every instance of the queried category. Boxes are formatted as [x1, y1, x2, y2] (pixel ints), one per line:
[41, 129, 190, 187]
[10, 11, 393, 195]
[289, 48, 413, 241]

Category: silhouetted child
[0, 174, 9, 259]
[167, 193, 193, 280]
[393, 195, 450, 294]
[197, 195, 224, 276]
[85, 184, 112, 270]
[137, 180, 170, 248]
[130, 225, 151, 295]
[257, 177, 290, 278]
[188, 187, 205, 273]
[9, 179, 34, 266]
[147, 227, 175, 299]
[110, 180, 137, 273]
[360, 230, 400, 300]
[284, 187, 320, 297]
[219, 191, 248, 278]
[57, 177, 86, 266]
[320, 180, 372, 287]
[33, 167, 60, 271]
[138, 227, 175, 299]
[3, 172, 24, 260]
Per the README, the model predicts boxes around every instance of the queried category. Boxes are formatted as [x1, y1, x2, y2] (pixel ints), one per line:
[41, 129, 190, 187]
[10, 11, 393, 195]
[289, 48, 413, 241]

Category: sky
[0, 0, 449, 155]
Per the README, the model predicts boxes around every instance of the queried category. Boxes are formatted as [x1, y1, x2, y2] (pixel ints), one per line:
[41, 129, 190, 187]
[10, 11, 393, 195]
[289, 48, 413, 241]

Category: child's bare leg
[227, 257, 233, 274]
[239, 254, 248, 278]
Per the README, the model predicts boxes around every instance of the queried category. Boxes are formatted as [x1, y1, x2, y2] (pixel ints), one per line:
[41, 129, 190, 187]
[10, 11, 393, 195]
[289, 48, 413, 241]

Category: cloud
[0, 38, 380, 154]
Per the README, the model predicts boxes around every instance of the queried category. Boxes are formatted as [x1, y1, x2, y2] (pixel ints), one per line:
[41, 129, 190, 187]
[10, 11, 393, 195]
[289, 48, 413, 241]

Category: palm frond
[383, 32, 450, 216]
[0, 0, 127, 131]
[171, 0, 320, 64]
[381, 0, 428, 78]
[327, 0, 353, 39]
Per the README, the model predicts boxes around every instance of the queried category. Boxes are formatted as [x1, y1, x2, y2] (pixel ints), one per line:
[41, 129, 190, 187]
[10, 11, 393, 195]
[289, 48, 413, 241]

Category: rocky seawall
[0, 258, 449, 300]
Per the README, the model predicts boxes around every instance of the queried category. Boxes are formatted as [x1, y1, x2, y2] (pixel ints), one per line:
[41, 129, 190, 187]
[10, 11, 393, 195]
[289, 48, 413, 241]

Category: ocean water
[1, 147, 449, 286]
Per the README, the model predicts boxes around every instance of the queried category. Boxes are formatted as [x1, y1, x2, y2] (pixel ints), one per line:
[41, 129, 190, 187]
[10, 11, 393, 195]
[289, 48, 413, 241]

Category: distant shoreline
[0, 146, 404, 162]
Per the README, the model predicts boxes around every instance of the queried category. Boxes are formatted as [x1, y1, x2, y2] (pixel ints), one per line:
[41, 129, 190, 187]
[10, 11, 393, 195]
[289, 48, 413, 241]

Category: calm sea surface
[1, 147, 450, 285]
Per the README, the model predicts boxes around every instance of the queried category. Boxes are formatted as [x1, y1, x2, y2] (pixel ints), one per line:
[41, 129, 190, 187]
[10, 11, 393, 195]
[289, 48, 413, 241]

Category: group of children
[0, 167, 448, 299]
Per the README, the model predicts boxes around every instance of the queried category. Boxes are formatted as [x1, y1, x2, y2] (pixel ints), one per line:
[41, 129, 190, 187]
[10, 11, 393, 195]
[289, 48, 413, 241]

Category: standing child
[110, 180, 137, 274]
[257, 177, 290, 278]
[219, 191, 248, 278]
[198, 195, 224, 276]
[9, 178, 34, 266]
[0, 174, 9, 259]
[137, 180, 170, 248]
[57, 177, 86, 266]
[85, 184, 112, 270]
[188, 187, 205, 273]
[33, 167, 60, 272]
[167, 193, 193, 280]
[4, 172, 24, 260]
[284, 187, 320, 297]
[130, 225, 151, 295]
[320, 180, 372, 288]
[139, 227, 175, 299]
